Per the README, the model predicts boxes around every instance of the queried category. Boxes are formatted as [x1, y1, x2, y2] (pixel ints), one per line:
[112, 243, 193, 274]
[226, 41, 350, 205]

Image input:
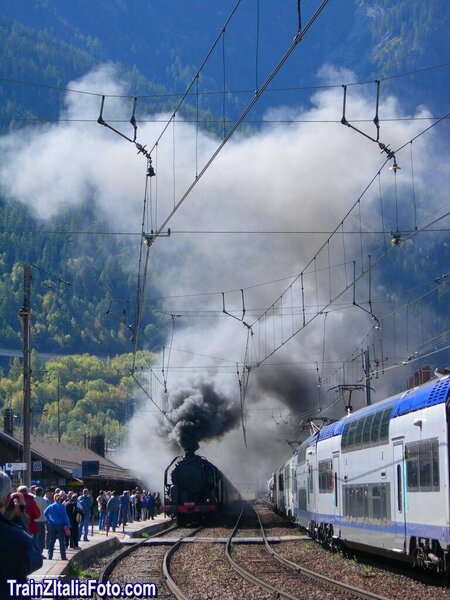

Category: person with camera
[0, 471, 43, 600]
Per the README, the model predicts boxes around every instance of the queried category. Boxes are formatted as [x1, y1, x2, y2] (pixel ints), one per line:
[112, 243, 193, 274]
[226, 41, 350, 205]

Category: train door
[307, 461, 314, 512]
[284, 464, 291, 518]
[393, 440, 407, 551]
[333, 452, 341, 530]
[291, 458, 298, 520]
[277, 471, 285, 513]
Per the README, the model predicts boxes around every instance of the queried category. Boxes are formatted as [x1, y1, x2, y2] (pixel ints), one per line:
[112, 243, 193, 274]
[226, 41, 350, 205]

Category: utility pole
[363, 348, 372, 406]
[19, 263, 32, 487]
[57, 376, 61, 443]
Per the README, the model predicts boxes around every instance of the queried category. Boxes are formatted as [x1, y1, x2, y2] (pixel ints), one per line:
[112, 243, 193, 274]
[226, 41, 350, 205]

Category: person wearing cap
[0, 471, 43, 599]
[44, 487, 54, 499]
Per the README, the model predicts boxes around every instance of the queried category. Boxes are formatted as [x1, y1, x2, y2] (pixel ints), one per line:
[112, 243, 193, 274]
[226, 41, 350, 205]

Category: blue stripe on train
[295, 509, 450, 543]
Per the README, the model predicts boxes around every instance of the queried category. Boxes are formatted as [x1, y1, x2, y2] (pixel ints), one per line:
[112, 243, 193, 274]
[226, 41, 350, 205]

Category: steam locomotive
[163, 451, 241, 525]
[269, 371, 450, 577]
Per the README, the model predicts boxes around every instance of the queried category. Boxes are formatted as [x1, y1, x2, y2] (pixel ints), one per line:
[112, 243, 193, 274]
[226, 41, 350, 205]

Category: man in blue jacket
[44, 493, 71, 560]
[0, 471, 43, 599]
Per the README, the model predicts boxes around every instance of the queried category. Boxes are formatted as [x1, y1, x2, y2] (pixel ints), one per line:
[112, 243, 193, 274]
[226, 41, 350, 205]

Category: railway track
[93, 505, 445, 599]
[224, 504, 392, 600]
[96, 524, 202, 600]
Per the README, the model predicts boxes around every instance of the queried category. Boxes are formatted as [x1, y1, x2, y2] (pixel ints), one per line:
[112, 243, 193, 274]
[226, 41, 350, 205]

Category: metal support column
[19, 263, 32, 486]
[364, 348, 372, 406]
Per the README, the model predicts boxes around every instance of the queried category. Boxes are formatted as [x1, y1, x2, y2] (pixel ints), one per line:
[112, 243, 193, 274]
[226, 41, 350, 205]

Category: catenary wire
[1, 60, 449, 100]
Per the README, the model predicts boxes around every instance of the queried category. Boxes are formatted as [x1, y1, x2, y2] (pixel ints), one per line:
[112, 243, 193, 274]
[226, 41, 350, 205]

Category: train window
[354, 418, 365, 448]
[343, 409, 391, 453]
[370, 411, 383, 444]
[381, 485, 390, 522]
[343, 486, 348, 516]
[372, 485, 382, 520]
[291, 464, 297, 492]
[341, 422, 350, 450]
[406, 439, 440, 492]
[362, 413, 374, 446]
[432, 440, 440, 489]
[355, 486, 364, 519]
[370, 484, 390, 523]
[419, 442, 432, 490]
[298, 488, 307, 511]
[343, 483, 390, 524]
[379, 408, 392, 443]
[406, 444, 419, 490]
[347, 420, 358, 448]
[278, 473, 284, 492]
[298, 444, 307, 465]
[347, 486, 355, 519]
[284, 467, 290, 490]
[318, 460, 333, 493]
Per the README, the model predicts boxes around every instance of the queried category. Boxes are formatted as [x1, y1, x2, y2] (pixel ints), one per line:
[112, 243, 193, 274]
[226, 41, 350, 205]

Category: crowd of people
[96, 488, 162, 533]
[0, 469, 164, 599]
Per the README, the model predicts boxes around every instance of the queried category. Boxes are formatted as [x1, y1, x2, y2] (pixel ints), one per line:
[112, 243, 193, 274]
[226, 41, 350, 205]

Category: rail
[225, 507, 302, 600]
[254, 505, 392, 600]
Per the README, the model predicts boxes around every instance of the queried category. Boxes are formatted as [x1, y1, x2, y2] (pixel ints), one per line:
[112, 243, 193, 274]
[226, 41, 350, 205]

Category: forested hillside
[2, 0, 448, 122]
[0, 199, 165, 354]
[0, 351, 154, 448]
[0, 0, 448, 358]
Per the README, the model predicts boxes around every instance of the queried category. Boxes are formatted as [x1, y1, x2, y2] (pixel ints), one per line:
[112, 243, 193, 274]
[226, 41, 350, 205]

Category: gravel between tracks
[170, 537, 450, 599]
[171, 541, 271, 599]
[169, 506, 450, 600]
[275, 539, 450, 600]
[60, 509, 450, 599]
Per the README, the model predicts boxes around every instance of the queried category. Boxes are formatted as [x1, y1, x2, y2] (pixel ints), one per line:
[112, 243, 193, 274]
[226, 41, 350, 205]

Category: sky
[0, 61, 448, 491]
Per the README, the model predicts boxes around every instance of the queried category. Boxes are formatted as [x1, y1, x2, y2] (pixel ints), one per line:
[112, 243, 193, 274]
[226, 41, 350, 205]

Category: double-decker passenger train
[270, 371, 450, 576]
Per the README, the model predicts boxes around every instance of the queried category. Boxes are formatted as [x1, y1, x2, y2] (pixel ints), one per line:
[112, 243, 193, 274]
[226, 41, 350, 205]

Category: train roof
[317, 375, 450, 442]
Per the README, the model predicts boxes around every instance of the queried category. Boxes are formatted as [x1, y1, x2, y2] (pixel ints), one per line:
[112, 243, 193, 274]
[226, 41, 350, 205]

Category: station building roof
[0, 429, 135, 487]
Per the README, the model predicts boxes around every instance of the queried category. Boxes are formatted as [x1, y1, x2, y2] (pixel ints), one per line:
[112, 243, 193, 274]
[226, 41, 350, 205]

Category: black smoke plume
[164, 377, 241, 454]
[252, 363, 318, 413]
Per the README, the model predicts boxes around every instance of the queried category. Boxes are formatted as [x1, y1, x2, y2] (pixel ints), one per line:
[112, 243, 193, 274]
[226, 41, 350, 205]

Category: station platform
[31, 513, 170, 582]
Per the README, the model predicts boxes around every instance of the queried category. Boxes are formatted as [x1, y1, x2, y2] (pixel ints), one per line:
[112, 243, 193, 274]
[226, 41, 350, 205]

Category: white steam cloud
[1, 63, 447, 492]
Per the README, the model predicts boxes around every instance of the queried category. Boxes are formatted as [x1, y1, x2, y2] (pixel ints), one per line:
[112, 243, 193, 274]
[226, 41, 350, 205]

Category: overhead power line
[0, 227, 449, 237]
[1, 60, 449, 100]
[2, 115, 447, 126]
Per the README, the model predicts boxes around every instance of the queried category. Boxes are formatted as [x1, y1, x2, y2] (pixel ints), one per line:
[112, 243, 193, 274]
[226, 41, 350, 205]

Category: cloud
[1, 64, 447, 488]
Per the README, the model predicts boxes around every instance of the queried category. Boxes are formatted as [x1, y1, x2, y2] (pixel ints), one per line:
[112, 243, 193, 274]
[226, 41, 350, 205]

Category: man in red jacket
[17, 485, 41, 535]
